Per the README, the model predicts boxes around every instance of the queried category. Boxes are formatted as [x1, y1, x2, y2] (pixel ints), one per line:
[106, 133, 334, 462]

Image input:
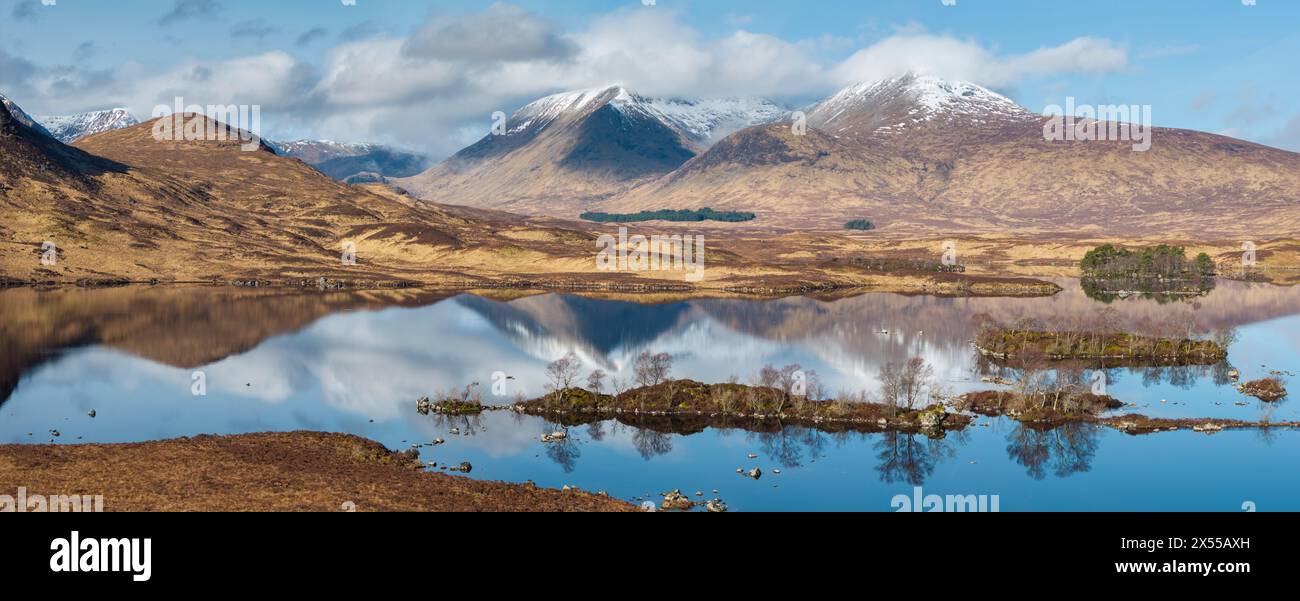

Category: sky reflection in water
[1, 281, 1298, 510]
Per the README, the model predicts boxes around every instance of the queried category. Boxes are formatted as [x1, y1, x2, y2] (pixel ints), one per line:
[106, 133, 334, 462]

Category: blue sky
[2, 0, 1298, 157]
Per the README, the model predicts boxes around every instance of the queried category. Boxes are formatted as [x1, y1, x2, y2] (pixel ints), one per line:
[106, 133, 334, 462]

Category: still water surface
[1, 281, 1297, 510]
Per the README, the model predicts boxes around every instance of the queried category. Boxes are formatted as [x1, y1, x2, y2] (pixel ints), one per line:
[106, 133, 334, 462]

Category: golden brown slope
[1, 113, 607, 283]
[603, 116, 1300, 237]
[395, 86, 698, 216]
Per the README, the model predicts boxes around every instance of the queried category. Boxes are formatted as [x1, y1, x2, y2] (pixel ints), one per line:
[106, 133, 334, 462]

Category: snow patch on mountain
[507, 86, 622, 135]
[37, 108, 139, 143]
[505, 85, 787, 146]
[626, 96, 789, 145]
[0, 93, 55, 138]
[810, 73, 1031, 133]
[274, 139, 378, 162]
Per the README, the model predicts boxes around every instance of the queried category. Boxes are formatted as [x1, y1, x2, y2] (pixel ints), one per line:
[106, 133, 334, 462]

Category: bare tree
[753, 364, 781, 412]
[1211, 327, 1238, 356]
[633, 351, 673, 387]
[632, 351, 673, 410]
[898, 357, 935, 410]
[774, 363, 803, 415]
[634, 351, 654, 388]
[610, 375, 627, 403]
[1011, 349, 1050, 407]
[586, 369, 606, 408]
[878, 362, 903, 416]
[545, 351, 581, 407]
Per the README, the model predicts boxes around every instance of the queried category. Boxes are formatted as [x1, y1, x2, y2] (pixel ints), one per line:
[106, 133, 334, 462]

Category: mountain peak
[0, 93, 56, 139]
[38, 107, 140, 143]
[503, 85, 626, 134]
[809, 72, 1030, 134]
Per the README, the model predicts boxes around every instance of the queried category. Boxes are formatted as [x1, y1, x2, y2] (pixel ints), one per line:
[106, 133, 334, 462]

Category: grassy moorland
[0, 432, 633, 512]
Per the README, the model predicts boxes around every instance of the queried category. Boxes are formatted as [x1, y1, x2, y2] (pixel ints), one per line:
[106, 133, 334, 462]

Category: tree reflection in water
[427, 413, 484, 437]
[586, 421, 606, 442]
[875, 431, 960, 486]
[632, 427, 674, 461]
[540, 419, 581, 473]
[1005, 422, 1100, 480]
[741, 425, 837, 468]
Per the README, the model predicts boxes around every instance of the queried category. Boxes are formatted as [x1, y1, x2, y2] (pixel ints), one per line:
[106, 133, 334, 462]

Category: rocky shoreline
[0, 274, 1067, 299]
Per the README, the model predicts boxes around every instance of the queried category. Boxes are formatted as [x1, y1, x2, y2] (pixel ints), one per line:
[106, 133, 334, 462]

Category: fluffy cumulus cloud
[833, 34, 1128, 88]
[0, 3, 1132, 158]
[556, 10, 827, 99]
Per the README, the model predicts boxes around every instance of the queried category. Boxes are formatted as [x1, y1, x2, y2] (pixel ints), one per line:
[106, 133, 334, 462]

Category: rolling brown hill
[0, 105, 603, 284]
[603, 75, 1300, 236]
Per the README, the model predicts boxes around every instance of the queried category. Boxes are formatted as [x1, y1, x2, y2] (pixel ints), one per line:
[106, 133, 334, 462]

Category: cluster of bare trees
[749, 363, 824, 414]
[544, 351, 582, 406]
[633, 350, 674, 410]
[974, 309, 1232, 362]
[633, 351, 672, 387]
[424, 382, 484, 412]
[878, 357, 937, 414]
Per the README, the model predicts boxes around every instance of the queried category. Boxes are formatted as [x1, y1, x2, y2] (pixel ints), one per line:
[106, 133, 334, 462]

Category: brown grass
[0, 431, 634, 512]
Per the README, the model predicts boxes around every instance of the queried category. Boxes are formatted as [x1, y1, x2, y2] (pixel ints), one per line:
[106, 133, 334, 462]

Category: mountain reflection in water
[1, 281, 1299, 510]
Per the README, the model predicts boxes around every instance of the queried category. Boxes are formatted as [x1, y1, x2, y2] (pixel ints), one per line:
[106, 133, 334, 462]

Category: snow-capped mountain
[397, 85, 788, 214]
[604, 72, 1300, 235]
[273, 139, 378, 164]
[505, 85, 787, 148]
[36, 108, 139, 143]
[275, 139, 430, 182]
[0, 93, 55, 139]
[637, 95, 789, 146]
[808, 72, 1032, 135]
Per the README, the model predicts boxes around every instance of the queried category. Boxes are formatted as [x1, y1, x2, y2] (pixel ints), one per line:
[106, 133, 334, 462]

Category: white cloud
[1, 4, 1131, 158]
[833, 34, 1127, 88]
[557, 10, 828, 99]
